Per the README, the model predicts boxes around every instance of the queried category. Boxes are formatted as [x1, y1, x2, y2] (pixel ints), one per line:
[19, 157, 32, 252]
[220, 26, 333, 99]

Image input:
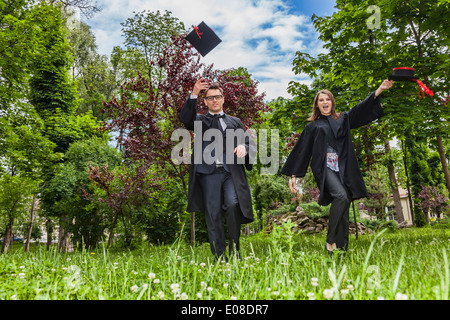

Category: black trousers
[197, 167, 241, 259]
[324, 168, 351, 249]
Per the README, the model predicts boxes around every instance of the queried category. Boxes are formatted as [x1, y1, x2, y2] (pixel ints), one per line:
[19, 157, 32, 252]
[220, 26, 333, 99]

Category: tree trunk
[190, 212, 195, 247]
[436, 135, 450, 195]
[46, 219, 53, 251]
[107, 228, 115, 247]
[25, 194, 38, 253]
[107, 210, 121, 247]
[176, 165, 195, 246]
[401, 140, 415, 225]
[385, 140, 405, 223]
[1, 217, 14, 254]
[58, 221, 67, 253]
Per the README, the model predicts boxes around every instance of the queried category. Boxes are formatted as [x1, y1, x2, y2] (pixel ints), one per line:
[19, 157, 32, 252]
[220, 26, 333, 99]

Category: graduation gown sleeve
[348, 92, 383, 129]
[179, 97, 199, 130]
[280, 124, 314, 178]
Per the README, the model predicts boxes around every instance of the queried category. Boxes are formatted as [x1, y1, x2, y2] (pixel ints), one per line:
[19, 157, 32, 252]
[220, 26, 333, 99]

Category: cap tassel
[194, 26, 203, 39]
[414, 79, 434, 98]
[418, 84, 424, 99]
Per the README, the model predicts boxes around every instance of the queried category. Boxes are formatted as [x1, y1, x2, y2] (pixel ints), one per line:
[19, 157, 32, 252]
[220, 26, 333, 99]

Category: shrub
[300, 202, 330, 220]
[414, 206, 428, 227]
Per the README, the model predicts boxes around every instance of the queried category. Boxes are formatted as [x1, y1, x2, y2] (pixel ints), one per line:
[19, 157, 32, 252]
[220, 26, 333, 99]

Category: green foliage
[405, 128, 433, 197]
[41, 110, 105, 154]
[300, 202, 331, 220]
[427, 153, 446, 189]
[414, 207, 428, 228]
[28, 3, 79, 118]
[140, 175, 188, 245]
[0, 175, 37, 220]
[361, 165, 391, 219]
[362, 219, 399, 232]
[252, 175, 292, 224]
[263, 83, 316, 158]
[119, 9, 185, 80]
[66, 16, 117, 120]
[269, 219, 297, 257]
[0, 111, 59, 178]
[0, 0, 43, 107]
[41, 137, 122, 248]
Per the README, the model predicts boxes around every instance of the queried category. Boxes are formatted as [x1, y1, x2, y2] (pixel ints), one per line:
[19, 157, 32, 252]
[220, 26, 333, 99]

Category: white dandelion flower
[323, 288, 334, 299]
[395, 292, 408, 300]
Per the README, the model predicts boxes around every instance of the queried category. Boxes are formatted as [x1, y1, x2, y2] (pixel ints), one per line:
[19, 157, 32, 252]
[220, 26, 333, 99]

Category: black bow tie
[207, 113, 225, 130]
[206, 113, 225, 119]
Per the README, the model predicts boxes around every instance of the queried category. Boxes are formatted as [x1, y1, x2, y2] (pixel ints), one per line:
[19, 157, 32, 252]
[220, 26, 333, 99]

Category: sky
[85, 0, 337, 101]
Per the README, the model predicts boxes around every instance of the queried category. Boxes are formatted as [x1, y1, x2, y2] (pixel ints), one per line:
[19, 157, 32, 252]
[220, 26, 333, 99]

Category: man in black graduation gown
[179, 79, 255, 260]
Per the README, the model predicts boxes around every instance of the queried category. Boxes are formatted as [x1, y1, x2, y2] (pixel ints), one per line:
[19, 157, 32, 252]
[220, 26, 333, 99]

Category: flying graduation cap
[389, 67, 434, 98]
[185, 21, 222, 57]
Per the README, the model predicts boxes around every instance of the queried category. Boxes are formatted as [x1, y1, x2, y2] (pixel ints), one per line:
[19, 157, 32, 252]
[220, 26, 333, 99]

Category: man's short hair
[205, 82, 224, 96]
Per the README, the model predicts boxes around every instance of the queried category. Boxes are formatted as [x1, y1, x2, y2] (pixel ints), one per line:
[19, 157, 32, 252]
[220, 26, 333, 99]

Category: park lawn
[0, 225, 448, 300]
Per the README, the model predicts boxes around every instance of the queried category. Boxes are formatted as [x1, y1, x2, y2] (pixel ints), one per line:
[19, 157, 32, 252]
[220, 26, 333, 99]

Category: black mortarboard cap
[185, 21, 222, 57]
[388, 67, 418, 81]
[388, 67, 434, 97]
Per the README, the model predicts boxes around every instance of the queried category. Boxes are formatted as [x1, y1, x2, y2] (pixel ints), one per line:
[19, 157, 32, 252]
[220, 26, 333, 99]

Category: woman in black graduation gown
[281, 80, 394, 254]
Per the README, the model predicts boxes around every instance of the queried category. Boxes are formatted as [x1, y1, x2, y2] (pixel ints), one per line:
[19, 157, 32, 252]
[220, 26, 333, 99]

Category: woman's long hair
[307, 90, 341, 121]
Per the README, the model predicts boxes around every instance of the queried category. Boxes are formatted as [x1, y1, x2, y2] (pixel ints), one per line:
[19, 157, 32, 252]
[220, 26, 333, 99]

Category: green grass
[0, 226, 449, 300]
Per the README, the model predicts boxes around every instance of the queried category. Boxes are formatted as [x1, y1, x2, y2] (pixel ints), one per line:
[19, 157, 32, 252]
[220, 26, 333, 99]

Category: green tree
[252, 175, 292, 230]
[0, 112, 56, 253]
[26, 2, 107, 250]
[87, 160, 165, 248]
[120, 9, 185, 80]
[0, 0, 75, 253]
[28, 7, 79, 118]
[0, 0, 40, 107]
[0, 175, 36, 253]
[66, 13, 117, 120]
[43, 137, 122, 250]
[405, 129, 433, 225]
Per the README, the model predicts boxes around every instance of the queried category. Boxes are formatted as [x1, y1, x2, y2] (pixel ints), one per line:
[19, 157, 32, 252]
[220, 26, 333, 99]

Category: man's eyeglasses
[205, 95, 224, 101]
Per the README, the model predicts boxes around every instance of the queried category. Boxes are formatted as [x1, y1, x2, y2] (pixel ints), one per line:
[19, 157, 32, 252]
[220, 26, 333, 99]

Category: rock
[317, 218, 327, 224]
[398, 220, 409, 228]
[304, 226, 316, 233]
[297, 212, 308, 219]
[349, 222, 367, 235]
[265, 209, 368, 236]
[298, 217, 310, 226]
